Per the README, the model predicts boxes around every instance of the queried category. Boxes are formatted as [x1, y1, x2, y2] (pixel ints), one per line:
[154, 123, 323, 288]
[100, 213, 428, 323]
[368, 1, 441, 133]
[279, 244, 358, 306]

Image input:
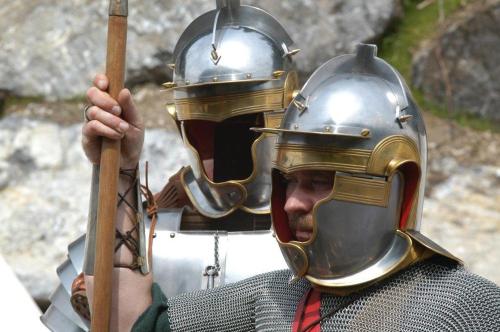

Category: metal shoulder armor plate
[147, 208, 287, 297]
[41, 235, 89, 331]
[41, 209, 287, 331]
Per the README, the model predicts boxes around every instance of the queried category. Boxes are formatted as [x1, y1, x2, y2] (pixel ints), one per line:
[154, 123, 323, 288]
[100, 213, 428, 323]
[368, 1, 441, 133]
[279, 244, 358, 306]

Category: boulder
[0, 115, 188, 301]
[412, 0, 500, 123]
[0, 0, 401, 99]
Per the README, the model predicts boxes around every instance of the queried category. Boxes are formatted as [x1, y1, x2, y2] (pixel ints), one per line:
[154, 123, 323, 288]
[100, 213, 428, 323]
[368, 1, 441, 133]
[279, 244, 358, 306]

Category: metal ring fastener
[83, 104, 92, 122]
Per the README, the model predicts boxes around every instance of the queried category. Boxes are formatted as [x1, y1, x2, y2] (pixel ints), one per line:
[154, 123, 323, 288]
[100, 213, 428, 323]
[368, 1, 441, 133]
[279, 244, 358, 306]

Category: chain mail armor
[134, 257, 500, 331]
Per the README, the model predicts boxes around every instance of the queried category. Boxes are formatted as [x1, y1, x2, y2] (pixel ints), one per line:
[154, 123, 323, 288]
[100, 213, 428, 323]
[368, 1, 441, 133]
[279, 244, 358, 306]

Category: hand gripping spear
[91, 1, 128, 331]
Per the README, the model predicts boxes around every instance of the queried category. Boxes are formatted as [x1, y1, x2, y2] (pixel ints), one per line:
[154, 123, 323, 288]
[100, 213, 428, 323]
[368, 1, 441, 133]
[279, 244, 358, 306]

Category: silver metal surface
[306, 173, 403, 280]
[146, 210, 286, 298]
[174, 26, 291, 89]
[56, 259, 78, 295]
[270, 44, 454, 292]
[169, 2, 297, 219]
[180, 128, 274, 218]
[82, 165, 98, 275]
[49, 285, 89, 330]
[275, 44, 427, 229]
[180, 164, 246, 218]
[68, 235, 85, 273]
[240, 134, 273, 213]
[173, 4, 294, 69]
[108, 0, 128, 17]
[41, 305, 84, 332]
[42, 246, 89, 331]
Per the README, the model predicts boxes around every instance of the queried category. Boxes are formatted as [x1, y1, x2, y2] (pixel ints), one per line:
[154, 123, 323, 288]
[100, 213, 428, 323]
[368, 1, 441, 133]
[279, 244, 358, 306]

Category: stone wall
[0, 0, 401, 99]
[412, 0, 500, 123]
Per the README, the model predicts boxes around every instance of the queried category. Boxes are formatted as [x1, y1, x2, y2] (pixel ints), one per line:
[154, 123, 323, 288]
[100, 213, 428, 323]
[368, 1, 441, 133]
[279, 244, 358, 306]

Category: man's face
[283, 170, 335, 242]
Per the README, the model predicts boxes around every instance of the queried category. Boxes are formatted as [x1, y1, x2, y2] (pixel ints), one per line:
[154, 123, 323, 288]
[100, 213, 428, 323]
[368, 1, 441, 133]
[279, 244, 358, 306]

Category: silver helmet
[258, 44, 460, 295]
[163, 0, 299, 219]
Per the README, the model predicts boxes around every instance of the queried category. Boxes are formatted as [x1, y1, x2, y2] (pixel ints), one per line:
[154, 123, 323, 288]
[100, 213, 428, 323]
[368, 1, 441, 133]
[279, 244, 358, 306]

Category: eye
[311, 176, 333, 190]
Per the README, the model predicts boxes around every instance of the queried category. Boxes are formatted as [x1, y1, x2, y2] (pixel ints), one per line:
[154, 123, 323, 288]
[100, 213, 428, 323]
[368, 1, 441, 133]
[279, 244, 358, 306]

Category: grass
[379, 0, 467, 78]
[1, 94, 86, 117]
[377, 0, 498, 132]
[3, 95, 45, 109]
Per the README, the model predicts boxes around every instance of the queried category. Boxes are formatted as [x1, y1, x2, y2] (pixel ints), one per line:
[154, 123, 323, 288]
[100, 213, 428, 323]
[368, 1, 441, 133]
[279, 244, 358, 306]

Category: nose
[284, 184, 315, 215]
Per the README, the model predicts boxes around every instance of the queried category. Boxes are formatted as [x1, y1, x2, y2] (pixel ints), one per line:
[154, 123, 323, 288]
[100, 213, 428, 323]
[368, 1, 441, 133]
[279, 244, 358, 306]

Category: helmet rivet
[170, 233, 176, 238]
[213, 76, 218, 82]
[398, 114, 413, 123]
[272, 70, 285, 78]
[246, 73, 252, 79]
[162, 82, 176, 89]
[324, 126, 332, 132]
[185, 80, 191, 85]
[293, 124, 299, 130]
[361, 129, 370, 137]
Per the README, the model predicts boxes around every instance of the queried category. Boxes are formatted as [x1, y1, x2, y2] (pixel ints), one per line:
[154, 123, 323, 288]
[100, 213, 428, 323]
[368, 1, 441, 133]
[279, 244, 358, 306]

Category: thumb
[118, 89, 143, 128]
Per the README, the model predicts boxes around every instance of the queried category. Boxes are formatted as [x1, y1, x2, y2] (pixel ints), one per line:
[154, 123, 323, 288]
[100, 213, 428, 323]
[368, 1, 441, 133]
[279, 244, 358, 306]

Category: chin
[295, 231, 312, 242]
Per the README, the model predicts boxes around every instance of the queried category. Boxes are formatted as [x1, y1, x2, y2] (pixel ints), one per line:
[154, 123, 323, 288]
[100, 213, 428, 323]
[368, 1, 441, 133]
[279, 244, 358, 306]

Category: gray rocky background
[0, 0, 499, 307]
[412, 0, 500, 122]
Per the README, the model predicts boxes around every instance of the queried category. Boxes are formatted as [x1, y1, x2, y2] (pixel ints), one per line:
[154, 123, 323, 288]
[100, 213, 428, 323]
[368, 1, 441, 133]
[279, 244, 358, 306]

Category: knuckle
[86, 87, 98, 100]
[87, 106, 97, 119]
[88, 120, 101, 134]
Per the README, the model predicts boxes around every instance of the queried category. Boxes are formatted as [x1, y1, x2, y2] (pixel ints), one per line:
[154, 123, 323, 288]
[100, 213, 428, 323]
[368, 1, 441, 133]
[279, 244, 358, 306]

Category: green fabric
[132, 283, 171, 332]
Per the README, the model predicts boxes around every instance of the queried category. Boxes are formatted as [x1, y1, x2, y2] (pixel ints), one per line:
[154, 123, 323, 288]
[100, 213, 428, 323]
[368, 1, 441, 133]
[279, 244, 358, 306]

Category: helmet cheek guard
[264, 44, 461, 295]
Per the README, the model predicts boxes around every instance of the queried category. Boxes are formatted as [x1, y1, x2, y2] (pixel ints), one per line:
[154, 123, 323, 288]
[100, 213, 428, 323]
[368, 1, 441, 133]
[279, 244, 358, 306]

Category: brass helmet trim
[162, 77, 281, 90]
[175, 87, 285, 122]
[304, 230, 413, 288]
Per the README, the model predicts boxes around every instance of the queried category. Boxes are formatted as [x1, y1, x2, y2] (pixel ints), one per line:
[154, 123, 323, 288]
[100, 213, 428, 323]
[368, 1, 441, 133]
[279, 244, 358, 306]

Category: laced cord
[140, 162, 158, 267]
[113, 165, 143, 271]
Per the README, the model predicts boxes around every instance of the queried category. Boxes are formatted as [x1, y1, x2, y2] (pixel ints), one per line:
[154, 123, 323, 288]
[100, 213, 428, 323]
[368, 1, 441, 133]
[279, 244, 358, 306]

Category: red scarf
[292, 288, 322, 332]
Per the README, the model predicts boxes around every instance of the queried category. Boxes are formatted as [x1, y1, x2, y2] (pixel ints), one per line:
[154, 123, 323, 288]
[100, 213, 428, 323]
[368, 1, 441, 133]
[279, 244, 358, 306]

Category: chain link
[214, 230, 220, 273]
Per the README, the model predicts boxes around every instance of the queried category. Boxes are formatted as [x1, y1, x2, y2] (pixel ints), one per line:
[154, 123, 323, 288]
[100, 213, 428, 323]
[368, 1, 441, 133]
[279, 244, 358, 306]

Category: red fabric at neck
[292, 288, 322, 332]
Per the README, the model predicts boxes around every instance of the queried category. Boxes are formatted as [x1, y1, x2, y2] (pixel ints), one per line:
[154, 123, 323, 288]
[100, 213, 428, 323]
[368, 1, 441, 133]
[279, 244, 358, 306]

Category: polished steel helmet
[258, 44, 460, 295]
[163, 0, 299, 219]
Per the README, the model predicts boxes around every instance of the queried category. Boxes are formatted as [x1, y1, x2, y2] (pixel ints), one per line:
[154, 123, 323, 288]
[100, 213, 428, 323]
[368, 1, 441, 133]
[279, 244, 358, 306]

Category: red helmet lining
[271, 170, 293, 243]
[397, 162, 420, 229]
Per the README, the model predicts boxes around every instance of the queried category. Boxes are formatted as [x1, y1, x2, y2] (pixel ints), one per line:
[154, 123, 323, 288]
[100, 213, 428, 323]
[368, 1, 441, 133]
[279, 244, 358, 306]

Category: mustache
[288, 213, 314, 232]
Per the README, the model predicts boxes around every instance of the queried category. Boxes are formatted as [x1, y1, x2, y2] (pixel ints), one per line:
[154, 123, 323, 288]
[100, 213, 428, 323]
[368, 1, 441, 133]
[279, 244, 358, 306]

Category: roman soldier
[132, 44, 500, 331]
[41, 1, 299, 330]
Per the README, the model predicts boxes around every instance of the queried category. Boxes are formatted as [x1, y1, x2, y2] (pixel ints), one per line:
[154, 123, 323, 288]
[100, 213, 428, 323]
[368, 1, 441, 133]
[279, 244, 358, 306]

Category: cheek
[313, 187, 333, 202]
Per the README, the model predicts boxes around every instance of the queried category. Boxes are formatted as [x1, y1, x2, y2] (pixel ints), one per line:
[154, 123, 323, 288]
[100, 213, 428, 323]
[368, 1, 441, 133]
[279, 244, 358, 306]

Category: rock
[412, 0, 500, 123]
[0, 0, 401, 99]
[422, 165, 500, 285]
[247, 0, 402, 76]
[0, 115, 188, 301]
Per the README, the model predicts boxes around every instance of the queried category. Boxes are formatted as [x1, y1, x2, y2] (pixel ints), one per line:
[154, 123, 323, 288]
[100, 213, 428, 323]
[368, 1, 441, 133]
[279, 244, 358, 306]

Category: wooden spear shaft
[91, 1, 128, 331]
